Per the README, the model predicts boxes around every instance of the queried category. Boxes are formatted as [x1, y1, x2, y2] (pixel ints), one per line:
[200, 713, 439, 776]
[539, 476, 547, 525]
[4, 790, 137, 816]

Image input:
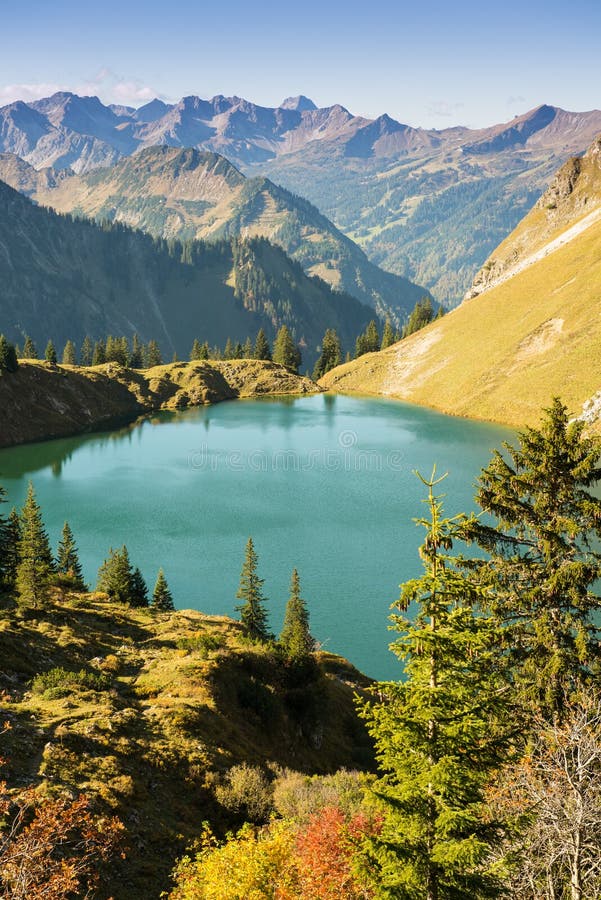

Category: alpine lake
[0, 394, 512, 680]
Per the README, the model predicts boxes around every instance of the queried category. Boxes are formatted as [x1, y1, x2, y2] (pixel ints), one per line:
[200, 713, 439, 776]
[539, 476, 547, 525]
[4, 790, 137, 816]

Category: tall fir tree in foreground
[463, 398, 601, 718]
[16, 483, 55, 607]
[272, 325, 301, 373]
[0, 335, 19, 373]
[61, 340, 77, 366]
[130, 567, 149, 608]
[279, 569, 313, 661]
[0, 505, 21, 593]
[44, 340, 57, 364]
[56, 521, 85, 590]
[360, 470, 511, 900]
[235, 537, 270, 641]
[151, 568, 174, 611]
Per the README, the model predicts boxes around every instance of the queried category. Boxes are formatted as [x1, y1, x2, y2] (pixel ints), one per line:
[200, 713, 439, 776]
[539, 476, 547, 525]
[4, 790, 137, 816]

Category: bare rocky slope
[320, 135, 601, 430]
[0, 359, 319, 449]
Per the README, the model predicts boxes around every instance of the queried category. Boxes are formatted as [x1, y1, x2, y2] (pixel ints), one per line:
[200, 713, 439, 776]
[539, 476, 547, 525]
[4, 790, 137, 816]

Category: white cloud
[426, 100, 466, 119]
[0, 69, 167, 108]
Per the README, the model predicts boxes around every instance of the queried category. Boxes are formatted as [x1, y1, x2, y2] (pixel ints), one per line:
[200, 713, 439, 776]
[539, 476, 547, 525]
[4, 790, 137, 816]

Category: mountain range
[320, 135, 601, 429]
[0, 179, 374, 360]
[2, 91, 601, 302]
[0, 146, 428, 323]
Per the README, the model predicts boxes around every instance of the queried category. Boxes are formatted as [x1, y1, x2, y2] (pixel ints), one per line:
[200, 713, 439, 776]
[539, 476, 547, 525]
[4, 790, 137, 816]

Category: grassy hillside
[0, 593, 372, 898]
[0, 179, 375, 363]
[320, 213, 601, 429]
[0, 147, 430, 324]
[0, 359, 319, 448]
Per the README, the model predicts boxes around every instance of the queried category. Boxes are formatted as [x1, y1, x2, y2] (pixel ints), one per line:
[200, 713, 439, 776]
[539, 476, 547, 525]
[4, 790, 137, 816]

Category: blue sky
[1, 0, 600, 127]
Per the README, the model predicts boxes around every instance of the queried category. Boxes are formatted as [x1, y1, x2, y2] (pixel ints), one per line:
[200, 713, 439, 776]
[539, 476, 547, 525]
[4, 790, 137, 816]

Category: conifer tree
[279, 569, 313, 661]
[235, 537, 270, 641]
[199, 341, 210, 360]
[16, 483, 55, 607]
[463, 398, 601, 717]
[145, 340, 162, 368]
[381, 319, 396, 349]
[223, 337, 234, 360]
[254, 329, 272, 361]
[0, 335, 19, 373]
[61, 340, 77, 366]
[402, 296, 435, 338]
[130, 567, 149, 608]
[359, 471, 511, 899]
[0, 505, 20, 593]
[312, 328, 341, 379]
[242, 336, 253, 358]
[22, 335, 37, 359]
[130, 334, 144, 368]
[80, 336, 93, 367]
[355, 320, 380, 358]
[44, 340, 57, 364]
[151, 568, 174, 611]
[190, 338, 202, 361]
[56, 521, 85, 589]
[96, 545, 133, 604]
[92, 339, 106, 366]
[272, 325, 301, 373]
[233, 341, 244, 359]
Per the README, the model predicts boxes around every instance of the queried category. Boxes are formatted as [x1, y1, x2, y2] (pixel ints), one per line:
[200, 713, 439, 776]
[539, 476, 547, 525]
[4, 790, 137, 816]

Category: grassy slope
[320, 214, 601, 428]
[0, 359, 319, 448]
[0, 594, 372, 898]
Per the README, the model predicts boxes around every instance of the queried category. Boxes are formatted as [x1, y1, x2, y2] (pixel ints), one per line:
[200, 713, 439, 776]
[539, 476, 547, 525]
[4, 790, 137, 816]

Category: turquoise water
[0, 395, 511, 679]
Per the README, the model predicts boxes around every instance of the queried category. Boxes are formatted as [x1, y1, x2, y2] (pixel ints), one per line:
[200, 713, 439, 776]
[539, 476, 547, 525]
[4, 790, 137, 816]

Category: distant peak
[280, 95, 317, 112]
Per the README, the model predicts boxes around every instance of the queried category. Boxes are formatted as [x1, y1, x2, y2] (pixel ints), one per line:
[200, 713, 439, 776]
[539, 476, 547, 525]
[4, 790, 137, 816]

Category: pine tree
[0, 335, 18, 373]
[151, 568, 174, 611]
[190, 338, 202, 361]
[130, 334, 144, 368]
[402, 296, 435, 339]
[199, 341, 210, 360]
[0, 504, 20, 593]
[56, 521, 85, 589]
[381, 319, 396, 349]
[130, 567, 149, 608]
[80, 336, 93, 367]
[242, 336, 253, 358]
[92, 339, 106, 366]
[312, 328, 341, 379]
[235, 537, 270, 641]
[364, 320, 380, 352]
[16, 482, 55, 607]
[279, 569, 313, 661]
[44, 340, 57, 364]
[61, 340, 77, 366]
[272, 325, 301, 372]
[223, 337, 234, 360]
[96, 545, 133, 604]
[22, 335, 37, 359]
[359, 471, 511, 899]
[145, 340, 162, 368]
[233, 342, 244, 359]
[254, 329, 272, 361]
[463, 398, 601, 717]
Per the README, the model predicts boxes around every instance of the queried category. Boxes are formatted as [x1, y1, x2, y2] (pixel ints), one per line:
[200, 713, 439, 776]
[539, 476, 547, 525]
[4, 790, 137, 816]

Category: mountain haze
[320, 135, 601, 429]
[0, 146, 428, 322]
[0, 179, 374, 360]
[2, 91, 601, 303]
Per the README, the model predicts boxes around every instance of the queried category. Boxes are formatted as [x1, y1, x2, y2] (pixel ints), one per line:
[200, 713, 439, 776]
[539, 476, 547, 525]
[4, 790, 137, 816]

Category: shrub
[31, 667, 110, 700]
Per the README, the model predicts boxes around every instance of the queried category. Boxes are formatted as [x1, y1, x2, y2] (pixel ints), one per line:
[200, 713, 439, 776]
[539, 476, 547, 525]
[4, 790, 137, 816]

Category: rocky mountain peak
[280, 95, 317, 112]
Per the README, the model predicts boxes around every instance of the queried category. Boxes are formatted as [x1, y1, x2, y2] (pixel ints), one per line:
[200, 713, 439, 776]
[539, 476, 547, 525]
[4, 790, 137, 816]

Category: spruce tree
[61, 340, 77, 366]
[0, 505, 20, 593]
[151, 568, 174, 611]
[96, 546, 133, 604]
[313, 328, 341, 379]
[130, 567, 149, 608]
[22, 335, 37, 359]
[0, 335, 18, 373]
[381, 319, 396, 349]
[254, 329, 272, 361]
[242, 336, 253, 358]
[80, 335, 93, 367]
[223, 337, 234, 360]
[233, 341, 244, 359]
[359, 471, 511, 899]
[272, 325, 301, 373]
[199, 341, 210, 360]
[279, 569, 313, 661]
[235, 537, 270, 641]
[464, 398, 601, 717]
[44, 340, 57, 364]
[145, 340, 162, 368]
[92, 339, 106, 365]
[56, 521, 85, 590]
[190, 338, 202, 361]
[130, 334, 144, 368]
[16, 483, 55, 607]
[364, 320, 381, 352]
[402, 297, 435, 339]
